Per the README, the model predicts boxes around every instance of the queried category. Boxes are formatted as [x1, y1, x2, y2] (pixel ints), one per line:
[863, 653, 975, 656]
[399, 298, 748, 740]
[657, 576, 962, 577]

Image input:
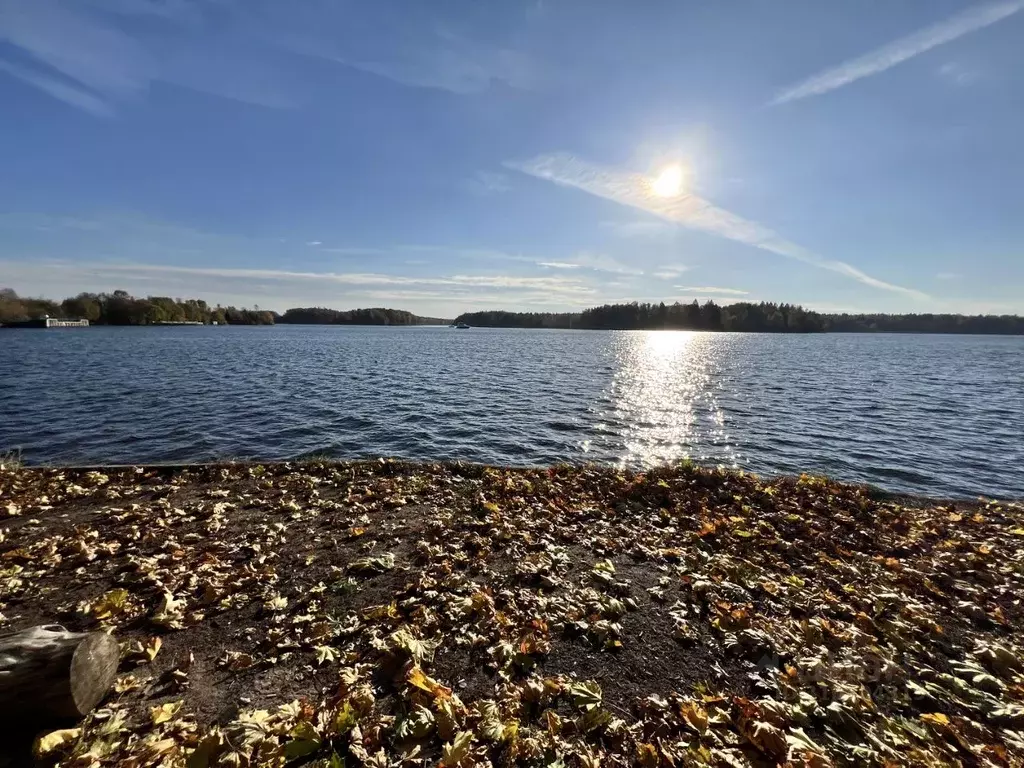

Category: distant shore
[3, 287, 1022, 332]
[3, 459, 1022, 765]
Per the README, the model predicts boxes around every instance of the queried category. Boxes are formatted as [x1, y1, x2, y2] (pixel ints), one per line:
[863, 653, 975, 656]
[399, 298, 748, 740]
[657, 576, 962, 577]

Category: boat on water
[456, 322, 470, 329]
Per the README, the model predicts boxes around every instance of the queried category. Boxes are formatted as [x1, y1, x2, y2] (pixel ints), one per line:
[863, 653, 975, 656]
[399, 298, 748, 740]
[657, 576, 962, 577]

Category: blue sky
[1, 0, 1022, 316]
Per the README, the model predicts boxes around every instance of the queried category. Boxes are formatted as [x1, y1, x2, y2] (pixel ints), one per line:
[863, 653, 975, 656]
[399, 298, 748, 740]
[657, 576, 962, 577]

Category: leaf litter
[1, 460, 1023, 766]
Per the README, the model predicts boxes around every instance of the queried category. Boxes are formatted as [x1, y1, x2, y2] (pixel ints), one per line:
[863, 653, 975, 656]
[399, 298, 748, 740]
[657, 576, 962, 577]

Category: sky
[1, 0, 1023, 317]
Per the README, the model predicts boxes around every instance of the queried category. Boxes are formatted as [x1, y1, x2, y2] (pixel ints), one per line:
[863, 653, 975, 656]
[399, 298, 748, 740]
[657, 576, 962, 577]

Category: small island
[2, 458, 1022, 765]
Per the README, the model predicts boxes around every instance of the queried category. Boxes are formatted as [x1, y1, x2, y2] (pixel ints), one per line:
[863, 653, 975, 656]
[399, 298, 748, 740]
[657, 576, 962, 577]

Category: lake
[1, 326, 1021, 499]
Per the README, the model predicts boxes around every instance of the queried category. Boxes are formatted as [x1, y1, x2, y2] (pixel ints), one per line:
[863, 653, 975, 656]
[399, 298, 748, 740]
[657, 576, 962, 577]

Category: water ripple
[1, 326, 1021, 499]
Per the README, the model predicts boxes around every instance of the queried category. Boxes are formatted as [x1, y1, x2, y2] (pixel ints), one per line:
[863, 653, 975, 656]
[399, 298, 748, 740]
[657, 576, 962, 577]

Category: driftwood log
[0, 625, 119, 722]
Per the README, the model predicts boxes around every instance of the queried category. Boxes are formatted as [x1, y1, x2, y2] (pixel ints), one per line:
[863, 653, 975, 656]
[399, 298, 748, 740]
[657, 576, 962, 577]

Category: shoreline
[5, 322, 1024, 335]
[1, 456, 1015, 507]
[3, 460, 1023, 765]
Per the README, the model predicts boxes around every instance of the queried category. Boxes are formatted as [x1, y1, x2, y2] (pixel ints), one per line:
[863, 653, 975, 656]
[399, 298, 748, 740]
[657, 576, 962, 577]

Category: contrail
[771, 0, 1024, 105]
[508, 153, 929, 299]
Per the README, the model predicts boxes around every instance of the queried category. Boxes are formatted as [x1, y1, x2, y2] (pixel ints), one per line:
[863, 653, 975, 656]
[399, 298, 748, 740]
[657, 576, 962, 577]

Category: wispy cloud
[0, 0, 293, 112]
[4, 260, 593, 295]
[537, 251, 643, 275]
[0, 0, 156, 98]
[937, 61, 977, 86]
[509, 153, 927, 299]
[0, 258, 603, 315]
[0, 60, 112, 116]
[0, 0, 534, 115]
[305, 240, 322, 246]
[464, 171, 511, 196]
[936, 271, 963, 280]
[652, 265, 690, 280]
[676, 286, 749, 296]
[252, 4, 537, 94]
[771, 0, 1024, 105]
[537, 261, 581, 270]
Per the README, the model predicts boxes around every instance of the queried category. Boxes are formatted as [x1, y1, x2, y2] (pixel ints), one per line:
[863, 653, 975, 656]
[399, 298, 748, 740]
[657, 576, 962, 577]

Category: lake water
[1, 326, 1021, 499]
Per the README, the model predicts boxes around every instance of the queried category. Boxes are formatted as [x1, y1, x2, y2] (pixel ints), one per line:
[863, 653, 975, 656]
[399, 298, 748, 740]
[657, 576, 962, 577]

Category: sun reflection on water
[596, 331, 738, 468]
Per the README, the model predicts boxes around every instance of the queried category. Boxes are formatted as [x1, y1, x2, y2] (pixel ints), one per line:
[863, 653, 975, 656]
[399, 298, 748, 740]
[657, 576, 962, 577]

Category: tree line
[457, 301, 823, 332]
[456, 301, 1023, 334]
[277, 307, 447, 325]
[0, 289, 445, 327]
[825, 312, 1024, 335]
[0, 289, 274, 326]
[5, 288, 1021, 333]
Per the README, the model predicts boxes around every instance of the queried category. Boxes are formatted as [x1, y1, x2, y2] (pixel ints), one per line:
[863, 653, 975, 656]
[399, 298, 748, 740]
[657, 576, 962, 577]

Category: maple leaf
[441, 731, 474, 767]
[150, 700, 183, 725]
[566, 681, 603, 711]
[316, 645, 339, 665]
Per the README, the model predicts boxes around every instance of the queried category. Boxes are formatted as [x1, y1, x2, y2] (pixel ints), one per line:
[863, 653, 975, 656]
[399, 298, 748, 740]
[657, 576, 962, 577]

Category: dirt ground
[1, 460, 1022, 767]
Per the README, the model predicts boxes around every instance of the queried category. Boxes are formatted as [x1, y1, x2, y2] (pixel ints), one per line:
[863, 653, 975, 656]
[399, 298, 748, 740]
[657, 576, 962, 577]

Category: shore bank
[2, 460, 1022, 766]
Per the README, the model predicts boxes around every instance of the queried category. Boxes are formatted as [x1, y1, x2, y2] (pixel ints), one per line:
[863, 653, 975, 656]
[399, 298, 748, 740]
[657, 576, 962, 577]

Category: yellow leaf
[114, 674, 141, 693]
[34, 728, 80, 757]
[407, 665, 451, 698]
[151, 700, 183, 725]
[680, 700, 708, 734]
[637, 743, 659, 768]
[145, 636, 162, 662]
[921, 712, 950, 727]
[441, 731, 474, 767]
[92, 588, 130, 620]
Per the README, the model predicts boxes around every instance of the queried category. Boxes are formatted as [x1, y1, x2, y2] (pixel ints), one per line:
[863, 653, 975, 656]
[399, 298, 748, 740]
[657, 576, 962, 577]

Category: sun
[651, 164, 685, 198]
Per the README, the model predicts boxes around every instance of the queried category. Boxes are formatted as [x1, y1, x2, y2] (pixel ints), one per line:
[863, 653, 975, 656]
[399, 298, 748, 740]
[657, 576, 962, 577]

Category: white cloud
[305, 240, 322, 246]
[0, 259, 594, 297]
[937, 61, 977, 85]
[0, 0, 156, 97]
[537, 251, 642, 275]
[771, 0, 1024, 105]
[0, 258, 613, 316]
[258, 4, 538, 94]
[448, 274, 593, 292]
[509, 152, 927, 299]
[333, 46, 533, 94]
[652, 265, 690, 279]
[0, 0, 537, 115]
[675, 286, 749, 296]
[936, 271, 962, 280]
[0, 59, 112, 116]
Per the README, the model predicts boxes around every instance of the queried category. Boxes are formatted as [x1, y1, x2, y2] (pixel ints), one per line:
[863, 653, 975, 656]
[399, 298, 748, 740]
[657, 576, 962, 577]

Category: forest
[825, 312, 1024, 334]
[0, 290, 447, 327]
[4, 288, 1021, 333]
[0, 289, 274, 326]
[278, 307, 447, 325]
[457, 300, 1024, 334]
[458, 301, 824, 332]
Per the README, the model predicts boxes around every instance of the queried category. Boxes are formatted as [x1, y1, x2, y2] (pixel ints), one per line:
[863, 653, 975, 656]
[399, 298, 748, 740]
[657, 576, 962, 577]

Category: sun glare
[651, 164, 685, 198]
